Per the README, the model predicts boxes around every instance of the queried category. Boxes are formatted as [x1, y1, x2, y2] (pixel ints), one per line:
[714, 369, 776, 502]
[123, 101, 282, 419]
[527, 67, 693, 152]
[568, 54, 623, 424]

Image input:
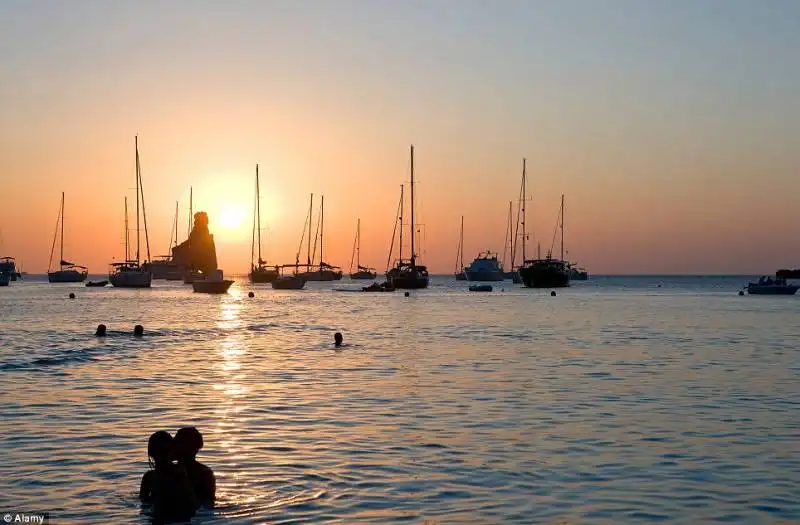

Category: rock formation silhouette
[172, 212, 218, 273]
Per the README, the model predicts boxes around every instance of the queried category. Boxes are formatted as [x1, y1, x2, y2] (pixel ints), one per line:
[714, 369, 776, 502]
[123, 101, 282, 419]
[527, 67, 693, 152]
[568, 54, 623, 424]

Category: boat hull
[48, 269, 88, 283]
[192, 280, 234, 294]
[466, 269, 504, 282]
[249, 268, 280, 283]
[518, 264, 570, 288]
[272, 275, 306, 290]
[0, 274, 9, 286]
[109, 270, 152, 288]
[299, 270, 343, 281]
[144, 261, 183, 280]
[387, 267, 429, 289]
[350, 271, 377, 280]
[747, 284, 799, 295]
[469, 284, 493, 292]
[86, 280, 109, 287]
[455, 272, 467, 281]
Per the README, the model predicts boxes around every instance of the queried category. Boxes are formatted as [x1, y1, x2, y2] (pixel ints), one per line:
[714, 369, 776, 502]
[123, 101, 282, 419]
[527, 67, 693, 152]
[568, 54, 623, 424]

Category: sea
[0, 275, 798, 524]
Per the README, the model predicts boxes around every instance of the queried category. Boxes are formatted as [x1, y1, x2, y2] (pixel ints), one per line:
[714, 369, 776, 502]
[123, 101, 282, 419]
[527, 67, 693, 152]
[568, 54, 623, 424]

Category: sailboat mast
[188, 187, 193, 238]
[521, 158, 527, 263]
[320, 195, 324, 268]
[137, 139, 152, 263]
[560, 194, 565, 261]
[124, 197, 129, 262]
[399, 185, 404, 263]
[307, 194, 313, 266]
[458, 215, 464, 271]
[410, 145, 416, 265]
[60, 192, 65, 268]
[356, 218, 361, 268]
[256, 164, 262, 264]
[135, 136, 140, 265]
[174, 201, 179, 248]
[506, 201, 514, 269]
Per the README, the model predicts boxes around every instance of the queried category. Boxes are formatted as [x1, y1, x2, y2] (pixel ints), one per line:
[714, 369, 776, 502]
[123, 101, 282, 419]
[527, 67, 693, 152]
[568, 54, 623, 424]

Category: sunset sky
[2, 0, 799, 274]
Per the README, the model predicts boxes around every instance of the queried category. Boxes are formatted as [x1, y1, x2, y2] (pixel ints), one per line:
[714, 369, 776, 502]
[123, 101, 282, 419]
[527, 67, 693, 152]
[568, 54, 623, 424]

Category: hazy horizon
[2, 0, 799, 274]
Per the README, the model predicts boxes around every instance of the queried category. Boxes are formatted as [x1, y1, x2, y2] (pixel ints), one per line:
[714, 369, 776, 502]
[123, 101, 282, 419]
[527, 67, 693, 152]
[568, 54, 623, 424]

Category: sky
[1, 0, 799, 274]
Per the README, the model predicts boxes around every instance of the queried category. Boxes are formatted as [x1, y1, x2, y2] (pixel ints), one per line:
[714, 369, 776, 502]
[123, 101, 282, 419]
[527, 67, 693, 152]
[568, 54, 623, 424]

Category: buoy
[404, 292, 410, 297]
[738, 290, 744, 296]
[248, 291, 255, 298]
[69, 293, 75, 299]
[551, 291, 556, 297]
[133, 324, 144, 337]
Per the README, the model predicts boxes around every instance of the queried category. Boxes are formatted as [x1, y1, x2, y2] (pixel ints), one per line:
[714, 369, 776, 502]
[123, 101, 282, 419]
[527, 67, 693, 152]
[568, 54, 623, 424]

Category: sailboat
[386, 145, 429, 289]
[109, 136, 153, 288]
[518, 194, 570, 288]
[349, 218, 377, 279]
[503, 201, 517, 280]
[47, 192, 88, 282]
[454, 216, 467, 280]
[249, 164, 279, 283]
[143, 200, 182, 280]
[298, 195, 343, 281]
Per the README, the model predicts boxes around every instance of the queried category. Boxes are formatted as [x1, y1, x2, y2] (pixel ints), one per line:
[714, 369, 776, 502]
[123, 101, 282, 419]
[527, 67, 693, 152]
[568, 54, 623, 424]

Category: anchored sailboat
[518, 194, 570, 288]
[386, 145, 429, 289]
[143, 200, 182, 280]
[249, 164, 279, 283]
[109, 136, 152, 288]
[349, 218, 376, 279]
[454, 215, 467, 280]
[47, 192, 88, 282]
[298, 195, 342, 281]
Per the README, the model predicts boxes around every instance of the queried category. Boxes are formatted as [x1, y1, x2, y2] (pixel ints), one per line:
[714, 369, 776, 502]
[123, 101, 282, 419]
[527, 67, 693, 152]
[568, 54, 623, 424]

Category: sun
[219, 205, 246, 230]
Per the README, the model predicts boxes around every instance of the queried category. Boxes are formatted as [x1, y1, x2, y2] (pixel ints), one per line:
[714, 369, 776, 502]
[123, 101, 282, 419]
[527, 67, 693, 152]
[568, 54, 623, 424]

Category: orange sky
[2, 2, 799, 274]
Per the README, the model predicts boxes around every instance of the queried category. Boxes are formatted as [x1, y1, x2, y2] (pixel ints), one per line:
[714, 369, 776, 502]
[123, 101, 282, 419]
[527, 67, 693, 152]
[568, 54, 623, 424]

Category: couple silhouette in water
[140, 427, 215, 523]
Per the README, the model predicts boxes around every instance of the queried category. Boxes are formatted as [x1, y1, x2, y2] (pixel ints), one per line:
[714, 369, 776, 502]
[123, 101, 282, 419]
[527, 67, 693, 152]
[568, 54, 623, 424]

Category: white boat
[48, 192, 88, 283]
[465, 251, 504, 281]
[747, 276, 799, 295]
[110, 136, 153, 288]
[0, 256, 21, 281]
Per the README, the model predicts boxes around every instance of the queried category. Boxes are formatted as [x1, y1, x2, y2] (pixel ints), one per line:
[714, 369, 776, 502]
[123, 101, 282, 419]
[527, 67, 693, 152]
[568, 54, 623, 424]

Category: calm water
[1, 275, 798, 524]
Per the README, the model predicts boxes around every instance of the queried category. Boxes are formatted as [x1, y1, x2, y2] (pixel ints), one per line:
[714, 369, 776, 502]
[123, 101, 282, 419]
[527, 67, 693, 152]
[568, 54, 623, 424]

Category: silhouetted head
[248, 291, 255, 298]
[69, 293, 75, 299]
[334, 332, 343, 347]
[147, 430, 174, 468]
[404, 292, 410, 297]
[95, 324, 107, 337]
[174, 426, 203, 462]
[134, 325, 144, 337]
[550, 291, 556, 297]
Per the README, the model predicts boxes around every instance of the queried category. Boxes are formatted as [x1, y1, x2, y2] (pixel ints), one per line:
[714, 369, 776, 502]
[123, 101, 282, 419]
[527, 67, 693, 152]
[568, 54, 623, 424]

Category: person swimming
[140, 430, 197, 522]
[334, 332, 343, 347]
[134, 325, 144, 337]
[174, 426, 216, 507]
[95, 324, 106, 337]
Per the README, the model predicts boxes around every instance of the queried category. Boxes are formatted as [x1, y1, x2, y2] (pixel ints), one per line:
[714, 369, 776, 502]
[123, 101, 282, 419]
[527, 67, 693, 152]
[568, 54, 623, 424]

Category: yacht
[144, 201, 182, 280]
[349, 218, 377, 279]
[746, 276, 799, 295]
[294, 194, 343, 281]
[249, 164, 280, 283]
[0, 257, 21, 281]
[569, 264, 588, 280]
[48, 192, 88, 283]
[465, 251, 504, 281]
[454, 216, 467, 280]
[518, 195, 570, 289]
[109, 136, 153, 288]
[386, 145, 429, 289]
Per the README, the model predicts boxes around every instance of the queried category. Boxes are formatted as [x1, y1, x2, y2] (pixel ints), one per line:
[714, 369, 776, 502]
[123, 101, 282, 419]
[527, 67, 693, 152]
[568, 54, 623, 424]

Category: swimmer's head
[334, 332, 343, 347]
[133, 325, 144, 337]
[95, 324, 107, 336]
[147, 430, 173, 467]
[174, 426, 203, 461]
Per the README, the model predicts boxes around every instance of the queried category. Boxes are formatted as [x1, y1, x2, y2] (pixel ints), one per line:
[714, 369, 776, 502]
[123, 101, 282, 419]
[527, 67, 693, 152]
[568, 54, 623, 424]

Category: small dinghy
[86, 280, 109, 287]
[192, 270, 234, 294]
[362, 281, 395, 292]
[469, 284, 492, 292]
[272, 274, 306, 290]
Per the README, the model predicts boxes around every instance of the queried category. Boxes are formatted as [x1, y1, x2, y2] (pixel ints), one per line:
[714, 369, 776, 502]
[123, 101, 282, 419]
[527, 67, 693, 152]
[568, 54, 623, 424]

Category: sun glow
[219, 205, 246, 230]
